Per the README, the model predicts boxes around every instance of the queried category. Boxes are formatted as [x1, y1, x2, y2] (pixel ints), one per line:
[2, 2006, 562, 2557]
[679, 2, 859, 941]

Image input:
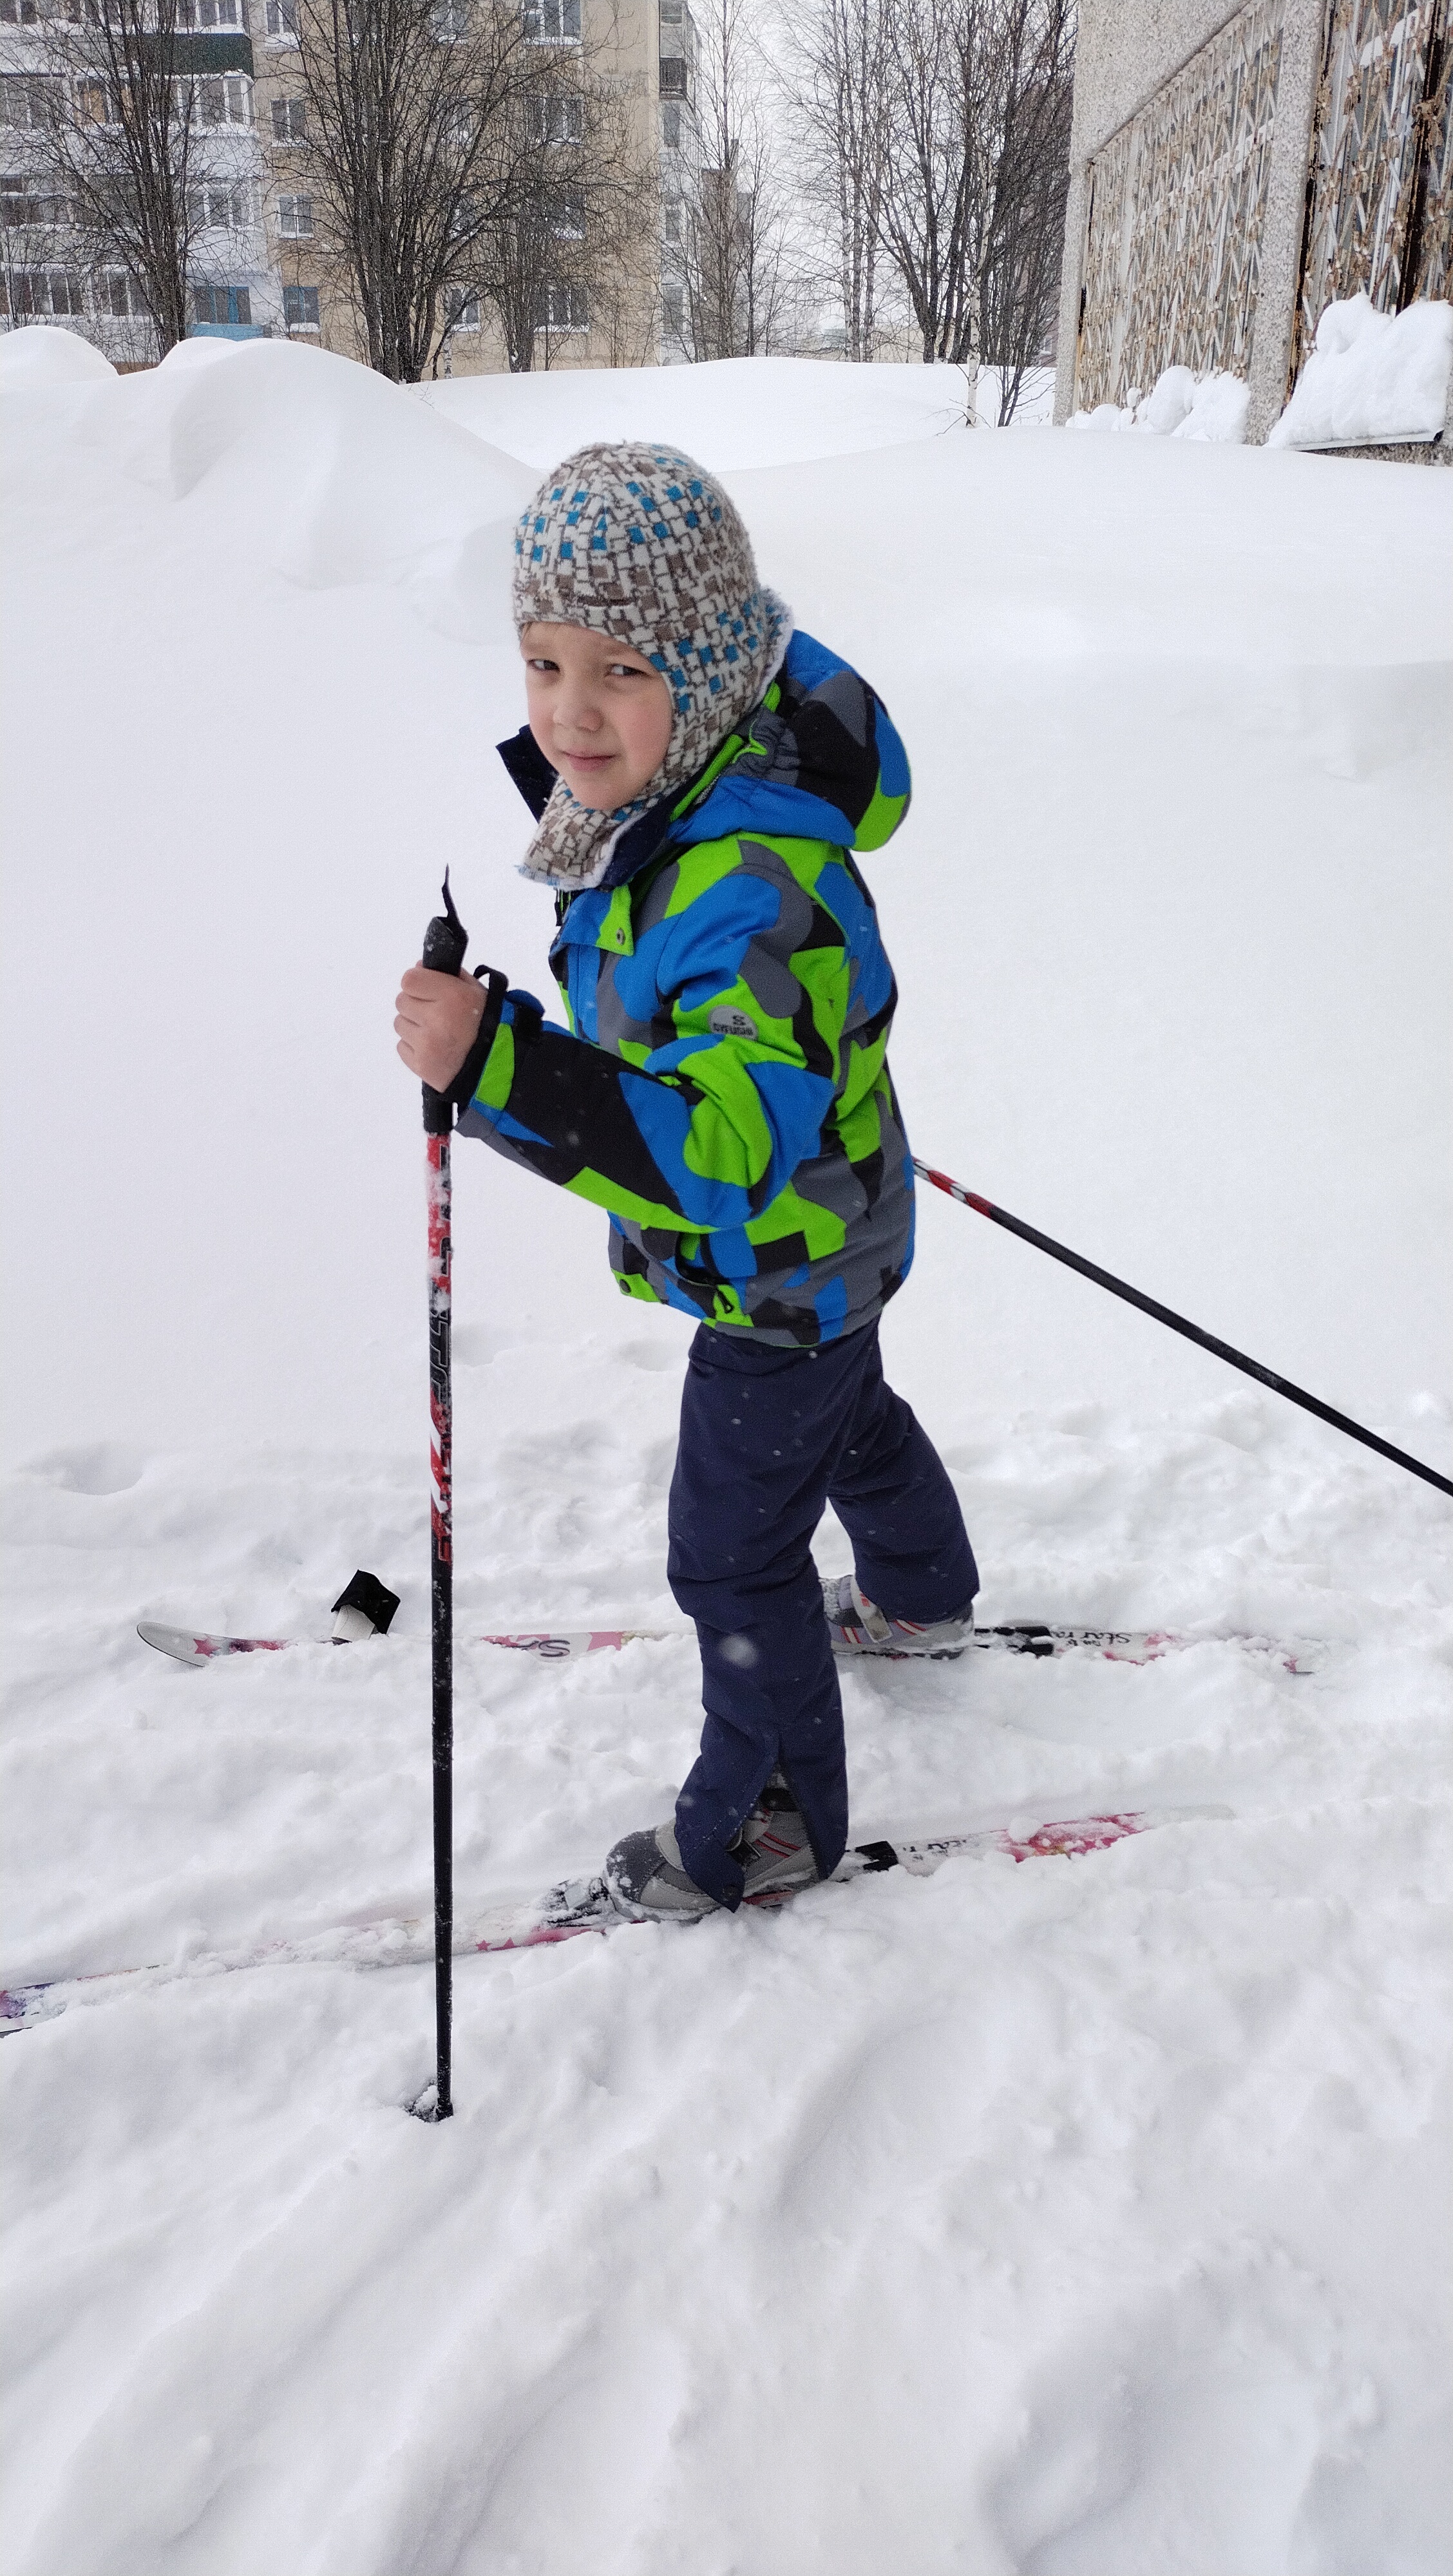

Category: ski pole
[912, 1159, 1453, 1500]
[413, 874, 470, 2124]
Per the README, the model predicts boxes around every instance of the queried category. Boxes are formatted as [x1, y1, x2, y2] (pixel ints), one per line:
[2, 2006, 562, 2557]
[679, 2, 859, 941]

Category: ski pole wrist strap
[444, 967, 509, 1117]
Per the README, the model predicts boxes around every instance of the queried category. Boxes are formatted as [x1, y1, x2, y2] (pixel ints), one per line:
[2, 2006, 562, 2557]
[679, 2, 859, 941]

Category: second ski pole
[415, 875, 470, 2123]
[913, 1159, 1452, 1501]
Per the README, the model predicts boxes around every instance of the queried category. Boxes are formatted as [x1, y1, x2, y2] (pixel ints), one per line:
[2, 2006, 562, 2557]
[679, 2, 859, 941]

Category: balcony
[138, 28, 254, 74]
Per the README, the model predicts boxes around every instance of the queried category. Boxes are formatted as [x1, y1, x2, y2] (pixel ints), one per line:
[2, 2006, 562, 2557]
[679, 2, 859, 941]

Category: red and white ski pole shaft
[415, 875, 470, 2123]
[912, 1159, 1452, 1500]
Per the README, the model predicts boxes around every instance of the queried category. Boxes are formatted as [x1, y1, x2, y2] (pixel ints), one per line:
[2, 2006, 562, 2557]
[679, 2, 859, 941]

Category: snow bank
[1068, 361, 1250, 442]
[423, 355, 1055, 477]
[421, 351, 990, 468]
[3, 345, 1451, 2575]
[141, 336, 535, 623]
[1270, 292, 1453, 450]
[0, 321, 117, 385]
[3, 331, 533, 630]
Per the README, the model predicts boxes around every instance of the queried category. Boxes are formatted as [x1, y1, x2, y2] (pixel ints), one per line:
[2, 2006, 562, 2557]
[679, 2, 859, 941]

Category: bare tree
[289, 0, 537, 382]
[31, 0, 222, 357]
[780, 0, 1074, 413]
[781, 0, 890, 361]
[978, 15, 1071, 420]
[451, 36, 655, 374]
[669, 0, 793, 361]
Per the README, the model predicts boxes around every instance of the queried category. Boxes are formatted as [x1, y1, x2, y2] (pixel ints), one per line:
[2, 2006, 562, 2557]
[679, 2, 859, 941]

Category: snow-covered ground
[2, 331, 1450, 2576]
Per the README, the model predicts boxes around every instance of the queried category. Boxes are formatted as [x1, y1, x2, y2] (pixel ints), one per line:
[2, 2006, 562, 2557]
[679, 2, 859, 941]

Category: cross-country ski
[137, 1612, 1322, 1671]
[1, 1803, 1233, 2034]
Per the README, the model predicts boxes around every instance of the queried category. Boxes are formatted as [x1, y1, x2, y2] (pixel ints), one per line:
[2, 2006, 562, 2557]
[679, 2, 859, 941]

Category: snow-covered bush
[1269, 292, 1453, 450]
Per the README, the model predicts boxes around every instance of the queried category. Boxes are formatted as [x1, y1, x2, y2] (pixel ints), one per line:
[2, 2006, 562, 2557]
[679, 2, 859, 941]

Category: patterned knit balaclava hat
[511, 440, 791, 889]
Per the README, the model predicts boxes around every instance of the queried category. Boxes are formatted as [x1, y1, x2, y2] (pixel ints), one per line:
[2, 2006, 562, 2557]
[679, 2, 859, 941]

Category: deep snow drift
[2, 332, 1450, 2576]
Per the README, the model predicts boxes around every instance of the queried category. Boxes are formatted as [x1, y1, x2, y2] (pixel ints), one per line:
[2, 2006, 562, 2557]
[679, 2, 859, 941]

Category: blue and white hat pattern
[511, 440, 790, 888]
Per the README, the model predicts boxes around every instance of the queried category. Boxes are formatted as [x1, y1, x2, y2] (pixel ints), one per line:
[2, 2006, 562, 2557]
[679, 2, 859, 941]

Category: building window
[552, 187, 584, 237]
[193, 281, 252, 324]
[529, 90, 584, 144]
[277, 193, 313, 236]
[661, 99, 681, 148]
[265, 0, 298, 31]
[1, 178, 72, 227]
[444, 292, 480, 328]
[0, 0, 41, 22]
[75, 79, 115, 126]
[658, 55, 687, 95]
[430, 0, 470, 32]
[523, 0, 579, 39]
[189, 181, 253, 228]
[0, 75, 61, 128]
[659, 0, 683, 18]
[271, 95, 307, 141]
[534, 281, 588, 330]
[176, 0, 246, 26]
[662, 193, 681, 243]
[102, 270, 147, 317]
[662, 282, 683, 333]
[2, 268, 86, 316]
[198, 73, 253, 124]
[283, 281, 319, 328]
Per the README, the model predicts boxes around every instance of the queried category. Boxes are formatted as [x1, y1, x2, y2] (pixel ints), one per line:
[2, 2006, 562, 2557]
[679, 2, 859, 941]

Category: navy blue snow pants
[668, 1319, 978, 1908]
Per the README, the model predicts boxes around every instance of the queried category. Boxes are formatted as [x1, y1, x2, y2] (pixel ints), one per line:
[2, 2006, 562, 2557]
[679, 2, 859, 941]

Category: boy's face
[521, 621, 674, 810]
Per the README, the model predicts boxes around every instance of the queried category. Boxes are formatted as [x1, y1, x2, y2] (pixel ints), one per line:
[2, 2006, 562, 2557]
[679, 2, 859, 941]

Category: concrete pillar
[1052, 166, 1090, 423]
[1245, 0, 1325, 442]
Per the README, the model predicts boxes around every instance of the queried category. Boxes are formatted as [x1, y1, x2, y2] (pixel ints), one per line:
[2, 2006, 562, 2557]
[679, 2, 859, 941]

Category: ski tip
[137, 1622, 292, 1665]
[137, 1622, 210, 1665]
[0, 1984, 57, 2033]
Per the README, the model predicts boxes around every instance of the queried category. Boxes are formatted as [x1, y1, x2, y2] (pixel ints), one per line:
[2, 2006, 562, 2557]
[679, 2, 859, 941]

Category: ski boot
[603, 1769, 819, 1922]
[822, 1572, 974, 1660]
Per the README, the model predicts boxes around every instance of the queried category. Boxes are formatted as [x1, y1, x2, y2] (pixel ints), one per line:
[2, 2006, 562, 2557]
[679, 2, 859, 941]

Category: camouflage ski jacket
[456, 629, 916, 1347]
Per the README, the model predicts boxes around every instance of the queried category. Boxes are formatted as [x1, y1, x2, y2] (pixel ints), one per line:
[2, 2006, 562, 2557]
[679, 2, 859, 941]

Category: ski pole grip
[421, 872, 469, 1137]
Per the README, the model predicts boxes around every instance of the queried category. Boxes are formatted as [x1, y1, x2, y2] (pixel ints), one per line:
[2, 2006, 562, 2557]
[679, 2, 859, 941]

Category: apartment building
[1, 0, 693, 372]
[1, 0, 272, 360]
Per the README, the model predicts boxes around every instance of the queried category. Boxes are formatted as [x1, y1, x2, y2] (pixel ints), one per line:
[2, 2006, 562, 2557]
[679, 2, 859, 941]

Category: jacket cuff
[446, 968, 509, 1114]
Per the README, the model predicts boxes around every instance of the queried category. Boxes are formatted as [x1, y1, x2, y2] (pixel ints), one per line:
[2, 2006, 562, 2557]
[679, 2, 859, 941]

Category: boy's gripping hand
[394, 964, 487, 1093]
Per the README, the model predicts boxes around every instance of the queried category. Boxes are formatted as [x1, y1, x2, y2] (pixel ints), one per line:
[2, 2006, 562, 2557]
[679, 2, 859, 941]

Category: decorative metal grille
[1074, 0, 1285, 410]
[1412, 20, 1453, 295]
[1293, 0, 1452, 374]
[1074, 123, 1132, 409]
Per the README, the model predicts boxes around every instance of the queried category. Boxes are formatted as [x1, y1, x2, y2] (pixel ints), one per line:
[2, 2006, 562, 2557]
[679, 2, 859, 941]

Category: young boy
[395, 442, 978, 1923]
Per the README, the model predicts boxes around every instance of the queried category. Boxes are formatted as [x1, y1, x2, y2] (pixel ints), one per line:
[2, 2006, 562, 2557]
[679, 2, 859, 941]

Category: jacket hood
[497, 628, 910, 891]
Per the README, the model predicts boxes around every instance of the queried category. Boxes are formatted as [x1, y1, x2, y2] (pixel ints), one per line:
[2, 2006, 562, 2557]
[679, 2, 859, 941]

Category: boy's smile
[521, 621, 674, 810]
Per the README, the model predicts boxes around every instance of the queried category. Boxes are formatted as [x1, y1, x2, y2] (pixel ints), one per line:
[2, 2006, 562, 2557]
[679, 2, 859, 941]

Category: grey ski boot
[603, 1770, 820, 1922]
[822, 1571, 974, 1660]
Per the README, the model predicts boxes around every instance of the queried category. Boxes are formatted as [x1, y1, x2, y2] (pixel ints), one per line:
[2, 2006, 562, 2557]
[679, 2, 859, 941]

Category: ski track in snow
[2, 332, 1451, 2575]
